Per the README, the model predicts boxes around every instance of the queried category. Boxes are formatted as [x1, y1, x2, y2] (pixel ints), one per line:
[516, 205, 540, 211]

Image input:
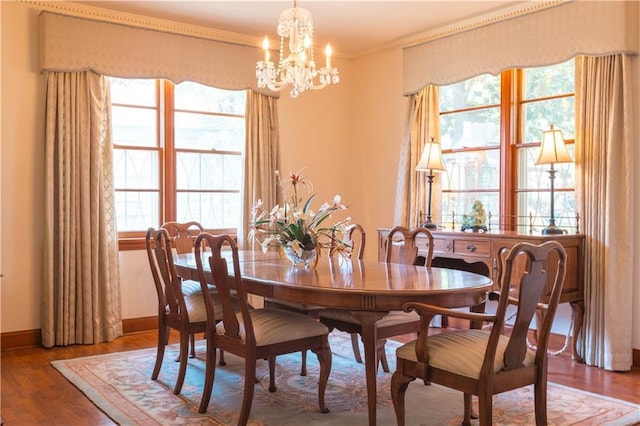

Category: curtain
[394, 85, 441, 228]
[575, 54, 633, 371]
[241, 90, 281, 250]
[42, 71, 122, 347]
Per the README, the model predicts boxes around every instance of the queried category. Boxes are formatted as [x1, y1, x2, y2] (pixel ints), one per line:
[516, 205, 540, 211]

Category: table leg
[350, 311, 387, 426]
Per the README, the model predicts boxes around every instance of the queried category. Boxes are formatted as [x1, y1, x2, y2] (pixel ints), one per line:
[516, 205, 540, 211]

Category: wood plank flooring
[1, 331, 638, 425]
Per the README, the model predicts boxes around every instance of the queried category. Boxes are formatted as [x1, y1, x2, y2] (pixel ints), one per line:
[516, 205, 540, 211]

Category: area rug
[52, 333, 640, 425]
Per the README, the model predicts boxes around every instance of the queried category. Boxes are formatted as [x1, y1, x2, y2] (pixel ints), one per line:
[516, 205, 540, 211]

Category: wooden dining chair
[161, 221, 205, 357]
[194, 233, 332, 422]
[390, 241, 567, 426]
[145, 227, 208, 395]
[319, 225, 432, 372]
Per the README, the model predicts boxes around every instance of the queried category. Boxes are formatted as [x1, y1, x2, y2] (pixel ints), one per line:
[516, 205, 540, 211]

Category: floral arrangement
[249, 169, 352, 258]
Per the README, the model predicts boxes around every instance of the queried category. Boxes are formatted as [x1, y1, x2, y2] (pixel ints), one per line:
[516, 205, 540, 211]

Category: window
[111, 79, 246, 248]
[439, 60, 575, 232]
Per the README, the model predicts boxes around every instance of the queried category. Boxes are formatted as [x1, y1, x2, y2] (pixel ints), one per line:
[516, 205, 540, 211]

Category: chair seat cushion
[319, 308, 420, 327]
[216, 308, 329, 346]
[181, 279, 214, 296]
[396, 329, 536, 379]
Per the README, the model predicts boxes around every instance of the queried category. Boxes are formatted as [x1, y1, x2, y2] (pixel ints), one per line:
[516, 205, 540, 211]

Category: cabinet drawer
[452, 239, 490, 257]
[433, 238, 453, 254]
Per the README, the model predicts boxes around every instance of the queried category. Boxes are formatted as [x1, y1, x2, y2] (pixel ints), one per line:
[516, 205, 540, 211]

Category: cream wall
[1, 1, 639, 351]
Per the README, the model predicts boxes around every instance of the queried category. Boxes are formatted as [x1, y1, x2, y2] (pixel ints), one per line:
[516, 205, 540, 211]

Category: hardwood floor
[1, 331, 638, 425]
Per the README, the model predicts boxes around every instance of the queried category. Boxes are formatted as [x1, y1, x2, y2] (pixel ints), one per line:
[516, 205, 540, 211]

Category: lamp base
[541, 226, 565, 235]
[420, 221, 437, 230]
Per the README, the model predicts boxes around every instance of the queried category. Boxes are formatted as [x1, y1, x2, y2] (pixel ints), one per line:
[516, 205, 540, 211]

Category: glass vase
[283, 245, 318, 268]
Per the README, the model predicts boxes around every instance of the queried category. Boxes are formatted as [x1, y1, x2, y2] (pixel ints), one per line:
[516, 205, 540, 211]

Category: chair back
[329, 223, 366, 259]
[161, 221, 205, 254]
[194, 233, 255, 345]
[145, 227, 190, 323]
[385, 226, 434, 266]
[489, 241, 566, 373]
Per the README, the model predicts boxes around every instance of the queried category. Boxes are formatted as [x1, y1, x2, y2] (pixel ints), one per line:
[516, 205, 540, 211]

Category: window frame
[439, 63, 575, 232]
[112, 79, 244, 250]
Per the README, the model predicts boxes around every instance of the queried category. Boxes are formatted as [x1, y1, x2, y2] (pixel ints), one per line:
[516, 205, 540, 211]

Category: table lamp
[416, 137, 446, 229]
[535, 124, 573, 235]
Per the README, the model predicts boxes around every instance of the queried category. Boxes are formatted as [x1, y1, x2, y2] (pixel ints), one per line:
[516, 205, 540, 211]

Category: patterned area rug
[52, 333, 640, 425]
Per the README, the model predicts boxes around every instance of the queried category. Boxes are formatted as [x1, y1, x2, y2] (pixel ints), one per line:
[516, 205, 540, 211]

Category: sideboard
[377, 228, 585, 362]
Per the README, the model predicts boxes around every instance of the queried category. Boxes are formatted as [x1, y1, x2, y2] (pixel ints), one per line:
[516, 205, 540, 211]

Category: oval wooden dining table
[174, 250, 493, 426]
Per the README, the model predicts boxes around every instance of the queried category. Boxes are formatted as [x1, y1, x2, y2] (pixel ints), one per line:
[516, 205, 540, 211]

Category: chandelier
[256, 0, 340, 97]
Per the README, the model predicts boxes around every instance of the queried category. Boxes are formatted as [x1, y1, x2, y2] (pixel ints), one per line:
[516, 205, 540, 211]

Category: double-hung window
[439, 59, 575, 232]
[110, 78, 246, 249]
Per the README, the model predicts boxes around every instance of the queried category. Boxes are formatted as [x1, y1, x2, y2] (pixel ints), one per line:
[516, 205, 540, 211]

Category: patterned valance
[403, 0, 639, 95]
[39, 12, 276, 96]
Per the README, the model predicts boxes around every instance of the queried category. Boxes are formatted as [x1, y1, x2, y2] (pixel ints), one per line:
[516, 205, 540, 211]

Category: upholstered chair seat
[396, 329, 536, 379]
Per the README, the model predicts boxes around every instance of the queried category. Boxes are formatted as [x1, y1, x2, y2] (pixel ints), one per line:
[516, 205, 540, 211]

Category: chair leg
[152, 324, 167, 380]
[218, 349, 226, 366]
[376, 338, 390, 373]
[463, 393, 473, 426]
[189, 332, 196, 358]
[350, 333, 363, 364]
[311, 346, 332, 414]
[390, 370, 415, 426]
[300, 350, 308, 376]
[477, 391, 492, 426]
[238, 357, 257, 425]
[198, 331, 217, 413]
[534, 380, 548, 425]
[268, 356, 277, 392]
[174, 331, 190, 395]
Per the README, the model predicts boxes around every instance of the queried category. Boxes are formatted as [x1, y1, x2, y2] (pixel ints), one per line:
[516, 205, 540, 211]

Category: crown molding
[20, 0, 263, 48]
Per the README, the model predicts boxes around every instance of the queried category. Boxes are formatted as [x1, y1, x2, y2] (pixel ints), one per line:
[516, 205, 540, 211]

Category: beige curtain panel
[394, 86, 440, 228]
[575, 54, 634, 371]
[43, 71, 123, 347]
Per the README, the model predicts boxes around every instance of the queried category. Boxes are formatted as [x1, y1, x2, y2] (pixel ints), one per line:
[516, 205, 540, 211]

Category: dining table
[173, 250, 493, 426]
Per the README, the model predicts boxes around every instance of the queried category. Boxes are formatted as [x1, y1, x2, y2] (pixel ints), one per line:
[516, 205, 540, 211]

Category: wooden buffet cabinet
[377, 228, 585, 361]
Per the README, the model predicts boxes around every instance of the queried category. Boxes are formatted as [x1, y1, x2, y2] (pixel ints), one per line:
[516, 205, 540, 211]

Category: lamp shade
[416, 138, 446, 172]
[535, 125, 573, 165]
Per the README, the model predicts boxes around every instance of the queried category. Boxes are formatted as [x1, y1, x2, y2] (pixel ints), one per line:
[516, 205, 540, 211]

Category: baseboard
[1, 317, 158, 350]
[2, 320, 640, 368]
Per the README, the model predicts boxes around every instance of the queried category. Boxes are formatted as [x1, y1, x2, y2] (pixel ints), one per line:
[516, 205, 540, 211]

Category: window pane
[175, 82, 245, 115]
[176, 152, 242, 190]
[115, 191, 159, 231]
[177, 192, 241, 229]
[440, 107, 500, 149]
[517, 146, 575, 190]
[517, 191, 576, 233]
[441, 192, 499, 229]
[112, 106, 157, 147]
[174, 112, 245, 151]
[440, 74, 500, 112]
[524, 60, 574, 100]
[522, 98, 575, 143]
[113, 149, 159, 189]
[110, 79, 156, 107]
[441, 149, 500, 191]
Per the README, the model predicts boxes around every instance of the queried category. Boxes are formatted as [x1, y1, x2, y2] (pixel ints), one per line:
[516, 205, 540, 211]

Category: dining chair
[161, 221, 205, 358]
[390, 241, 567, 426]
[319, 225, 431, 372]
[194, 232, 332, 422]
[145, 227, 208, 395]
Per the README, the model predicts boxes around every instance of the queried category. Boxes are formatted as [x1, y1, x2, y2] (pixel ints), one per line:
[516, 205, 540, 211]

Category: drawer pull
[445, 242, 453, 251]
[466, 244, 477, 252]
